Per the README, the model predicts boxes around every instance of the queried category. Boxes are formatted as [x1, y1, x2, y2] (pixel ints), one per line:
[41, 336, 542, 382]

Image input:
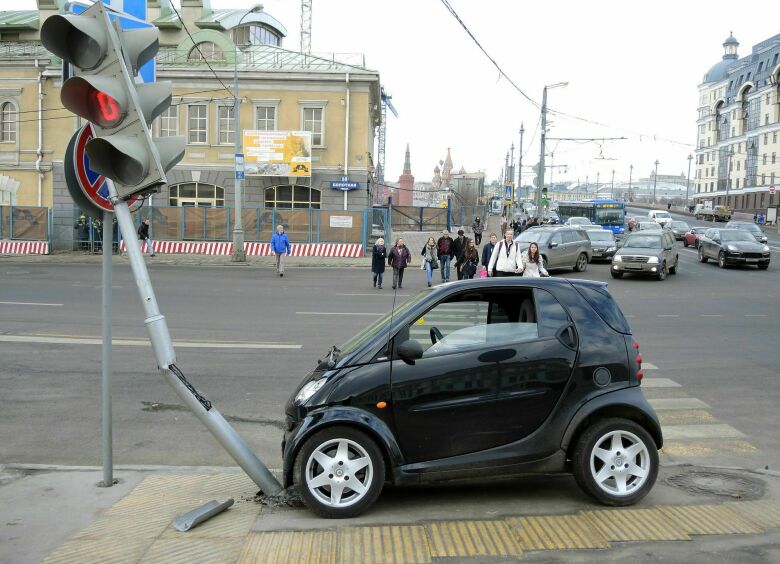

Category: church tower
[442, 148, 454, 188]
[397, 144, 415, 206]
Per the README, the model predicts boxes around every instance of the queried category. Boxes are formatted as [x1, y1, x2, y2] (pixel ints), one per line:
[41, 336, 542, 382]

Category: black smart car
[283, 278, 662, 518]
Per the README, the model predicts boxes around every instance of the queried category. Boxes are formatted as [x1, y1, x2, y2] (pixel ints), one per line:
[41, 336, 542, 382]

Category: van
[647, 210, 672, 227]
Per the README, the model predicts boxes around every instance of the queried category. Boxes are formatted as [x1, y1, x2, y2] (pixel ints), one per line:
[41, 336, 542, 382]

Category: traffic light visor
[40, 14, 107, 70]
[61, 76, 127, 128]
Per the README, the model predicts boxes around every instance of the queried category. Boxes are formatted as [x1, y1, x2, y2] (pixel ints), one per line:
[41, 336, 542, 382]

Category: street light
[231, 3, 263, 262]
[725, 147, 734, 207]
[628, 164, 633, 201]
[536, 82, 568, 216]
[686, 154, 692, 210]
[610, 169, 615, 200]
[652, 159, 659, 205]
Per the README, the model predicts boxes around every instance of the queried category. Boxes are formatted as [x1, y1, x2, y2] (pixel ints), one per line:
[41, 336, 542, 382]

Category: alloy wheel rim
[589, 430, 650, 497]
[578, 255, 586, 270]
[305, 438, 373, 508]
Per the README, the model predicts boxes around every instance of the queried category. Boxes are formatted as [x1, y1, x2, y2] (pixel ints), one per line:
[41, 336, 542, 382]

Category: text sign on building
[329, 215, 354, 228]
[243, 131, 312, 177]
[330, 176, 360, 191]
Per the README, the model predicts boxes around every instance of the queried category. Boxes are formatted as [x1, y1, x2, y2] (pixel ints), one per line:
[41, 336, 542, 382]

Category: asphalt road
[0, 244, 778, 474]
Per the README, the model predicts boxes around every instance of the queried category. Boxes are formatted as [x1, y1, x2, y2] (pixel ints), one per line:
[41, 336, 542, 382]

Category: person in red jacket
[388, 238, 411, 289]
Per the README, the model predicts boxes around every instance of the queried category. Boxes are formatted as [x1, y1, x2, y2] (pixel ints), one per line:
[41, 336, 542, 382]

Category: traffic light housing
[41, 1, 184, 200]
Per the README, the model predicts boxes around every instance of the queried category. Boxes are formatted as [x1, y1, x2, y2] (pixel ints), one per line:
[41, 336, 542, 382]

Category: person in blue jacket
[271, 224, 291, 276]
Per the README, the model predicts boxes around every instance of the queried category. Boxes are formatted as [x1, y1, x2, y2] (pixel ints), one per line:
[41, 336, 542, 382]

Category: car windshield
[721, 230, 757, 242]
[588, 231, 614, 242]
[623, 235, 662, 249]
[516, 231, 550, 244]
[569, 217, 591, 225]
[654, 212, 671, 218]
[639, 223, 661, 230]
[671, 222, 689, 229]
[595, 209, 624, 226]
[730, 223, 761, 234]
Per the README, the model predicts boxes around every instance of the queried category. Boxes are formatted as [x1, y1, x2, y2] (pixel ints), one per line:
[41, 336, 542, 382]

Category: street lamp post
[536, 82, 567, 217]
[652, 159, 659, 205]
[628, 164, 633, 201]
[686, 154, 692, 209]
[610, 169, 615, 200]
[231, 4, 263, 262]
[596, 171, 600, 198]
[726, 147, 734, 207]
[516, 123, 524, 211]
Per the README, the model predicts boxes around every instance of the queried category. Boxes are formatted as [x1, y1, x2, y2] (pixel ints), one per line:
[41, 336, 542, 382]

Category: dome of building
[702, 32, 740, 84]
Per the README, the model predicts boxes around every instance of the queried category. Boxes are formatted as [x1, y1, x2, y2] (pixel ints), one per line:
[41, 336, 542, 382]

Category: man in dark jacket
[74, 215, 89, 251]
[481, 233, 498, 272]
[452, 229, 471, 280]
[137, 218, 155, 256]
[436, 229, 454, 283]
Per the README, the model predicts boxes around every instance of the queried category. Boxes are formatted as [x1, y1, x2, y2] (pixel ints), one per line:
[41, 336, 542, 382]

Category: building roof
[704, 58, 739, 84]
[194, 9, 287, 37]
[703, 32, 780, 86]
[0, 10, 39, 31]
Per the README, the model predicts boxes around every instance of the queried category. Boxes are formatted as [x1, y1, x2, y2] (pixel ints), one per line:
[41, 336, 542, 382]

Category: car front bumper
[612, 262, 661, 275]
[724, 253, 770, 266]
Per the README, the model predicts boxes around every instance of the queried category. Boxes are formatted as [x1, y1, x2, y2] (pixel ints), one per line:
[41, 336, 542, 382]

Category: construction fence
[0, 205, 51, 242]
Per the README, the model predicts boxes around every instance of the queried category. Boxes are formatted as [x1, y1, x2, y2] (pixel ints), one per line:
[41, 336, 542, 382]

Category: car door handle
[478, 349, 516, 363]
[555, 324, 578, 349]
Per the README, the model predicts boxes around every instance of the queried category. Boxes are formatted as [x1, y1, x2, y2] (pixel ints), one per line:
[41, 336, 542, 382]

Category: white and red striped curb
[0, 240, 49, 255]
[119, 240, 364, 258]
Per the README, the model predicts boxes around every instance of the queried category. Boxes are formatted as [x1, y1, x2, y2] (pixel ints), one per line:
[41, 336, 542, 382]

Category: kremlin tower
[397, 144, 415, 206]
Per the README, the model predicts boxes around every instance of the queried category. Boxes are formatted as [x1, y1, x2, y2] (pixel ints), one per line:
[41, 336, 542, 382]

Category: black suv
[698, 228, 771, 269]
[283, 279, 661, 518]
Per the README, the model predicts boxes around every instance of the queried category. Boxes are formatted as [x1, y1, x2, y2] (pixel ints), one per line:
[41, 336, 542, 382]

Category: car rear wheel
[698, 247, 708, 263]
[669, 258, 677, 275]
[718, 252, 727, 269]
[683, 240, 689, 248]
[610, 271, 623, 279]
[573, 418, 658, 506]
[574, 253, 588, 272]
[294, 426, 385, 518]
[656, 262, 667, 281]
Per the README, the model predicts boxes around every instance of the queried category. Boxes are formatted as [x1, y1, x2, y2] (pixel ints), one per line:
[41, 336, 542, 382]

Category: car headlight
[613, 255, 622, 262]
[727, 245, 738, 252]
[761, 237, 767, 243]
[607, 246, 616, 252]
[295, 378, 327, 404]
[763, 245, 770, 252]
[647, 256, 659, 264]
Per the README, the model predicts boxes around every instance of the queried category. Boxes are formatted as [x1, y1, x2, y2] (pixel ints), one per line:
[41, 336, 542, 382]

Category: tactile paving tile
[507, 513, 611, 550]
[425, 520, 522, 558]
[658, 504, 763, 535]
[140, 538, 244, 564]
[43, 538, 150, 564]
[238, 530, 336, 564]
[727, 500, 780, 529]
[72, 512, 171, 541]
[338, 525, 431, 564]
[582, 508, 691, 542]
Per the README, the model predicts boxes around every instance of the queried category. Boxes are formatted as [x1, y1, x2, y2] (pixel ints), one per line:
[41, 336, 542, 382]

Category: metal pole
[653, 160, 659, 204]
[107, 180, 282, 495]
[726, 148, 733, 207]
[686, 154, 692, 208]
[596, 172, 600, 197]
[537, 86, 547, 217]
[628, 165, 633, 201]
[550, 152, 554, 188]
[611, 169, 615, 200]
[101, 209, 113, 487]
[517, 122, 524, 204]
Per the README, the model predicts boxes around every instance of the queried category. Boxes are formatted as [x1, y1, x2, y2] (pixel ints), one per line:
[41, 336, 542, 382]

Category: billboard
[243, 130, 312, 177]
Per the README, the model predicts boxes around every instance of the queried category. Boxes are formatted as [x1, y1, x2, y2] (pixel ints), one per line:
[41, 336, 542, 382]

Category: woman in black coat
[371, 237, 386, 289]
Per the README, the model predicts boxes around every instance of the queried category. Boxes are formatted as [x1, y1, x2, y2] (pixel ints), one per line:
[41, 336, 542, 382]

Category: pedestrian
[487, 229, 520, 277]
[758, 213, 765, 225]
[518, 242, 549, 278]
[137, 218, 155, 257]
[667, 202, 672, 211]
[481, 233, 497, 274]
[521, 219, 527, 232]
[471, 216, 484, 245]
[754, 212, 759, 223]
[73, 215, 90, 252]
[371, 237, 386, 289]
[436, 229, 454, 283]
[500, 215, 508, 236]
[452, 229, 471, 281]
[271, 224, 291, 276]
[420, 236, 438, 287]
[388, 238, 411, 289]
[460, 240, 480, 279]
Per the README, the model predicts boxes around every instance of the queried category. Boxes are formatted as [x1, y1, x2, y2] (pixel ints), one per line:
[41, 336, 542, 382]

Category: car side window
[562, 230, 578, 244]
[534, 289, 571, 337]
[704, 229, 716, 239]
[550, 233, 563, 246]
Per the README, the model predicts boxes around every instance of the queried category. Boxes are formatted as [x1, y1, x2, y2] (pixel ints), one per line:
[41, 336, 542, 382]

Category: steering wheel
[430, 327, 444, 344]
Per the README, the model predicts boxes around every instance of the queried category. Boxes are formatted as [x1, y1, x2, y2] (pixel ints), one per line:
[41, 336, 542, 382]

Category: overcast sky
[23, 0, 780, 184]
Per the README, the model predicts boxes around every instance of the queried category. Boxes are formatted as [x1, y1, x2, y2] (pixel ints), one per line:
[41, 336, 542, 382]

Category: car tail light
[635, 353, 643, 365]
[636, 370, 645, 382]
[632, 340, 639, 350]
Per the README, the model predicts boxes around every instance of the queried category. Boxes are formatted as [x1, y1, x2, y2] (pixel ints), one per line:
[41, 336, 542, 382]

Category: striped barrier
[0, 240, 50, 255]
[119, 240, 364, 258]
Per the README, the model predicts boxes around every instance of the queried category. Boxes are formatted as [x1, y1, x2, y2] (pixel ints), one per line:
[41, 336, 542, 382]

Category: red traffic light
[90, 88, 123, 127]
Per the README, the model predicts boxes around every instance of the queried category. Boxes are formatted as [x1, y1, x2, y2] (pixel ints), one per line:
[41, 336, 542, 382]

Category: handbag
[431, 259, 439, 270]
[479, 266, 488, 278]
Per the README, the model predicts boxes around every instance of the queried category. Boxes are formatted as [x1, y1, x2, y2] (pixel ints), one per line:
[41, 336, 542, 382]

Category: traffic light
[41, 1, 184, 200]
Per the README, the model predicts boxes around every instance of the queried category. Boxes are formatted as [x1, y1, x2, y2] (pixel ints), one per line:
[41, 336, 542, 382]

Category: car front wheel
[656, 262, 667, 281]
[574, 253, 588, 272]
[718, 251, 727, 269]
[610, 271, 623, 279]
[572, 418, 658, 506]
[683, 240, 689, 248]
[293, 426, 385, 518]
[698, 247, 708, 263]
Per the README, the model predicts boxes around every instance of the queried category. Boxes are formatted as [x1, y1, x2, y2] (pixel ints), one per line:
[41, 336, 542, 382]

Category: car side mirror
[549, 241, 559, 248]
[712, 237, 720, 243]
[397, 339, 424, 365]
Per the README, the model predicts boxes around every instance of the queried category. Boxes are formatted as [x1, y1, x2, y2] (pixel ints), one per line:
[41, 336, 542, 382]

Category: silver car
[515, 226, 592, 272]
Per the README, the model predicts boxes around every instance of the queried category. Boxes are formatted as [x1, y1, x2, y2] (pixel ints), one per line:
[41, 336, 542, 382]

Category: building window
[232, 24, 281, 47]
[773, 152, 777, 164]
[765, 133, 769, 145]
[302, 107, 324, 146]
[187, 104, 208, 144]
[169, 182, 225, 207]
[763, 154, 767, 165]
[255, 106, 276, 131]
[0, 101, 17, 142]
[745, 138, 759, 188]
[188, 42, 225, 62]
[218, 105, 234, 145]
[762, 174, 766, 184]
[744, 97, 760, 132]
[774, 132, 778, 143]
[158, 106, 178, 137]
[264, 185, 321, 209]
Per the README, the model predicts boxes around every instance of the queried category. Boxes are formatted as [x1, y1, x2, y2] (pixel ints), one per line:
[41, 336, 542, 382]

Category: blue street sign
[236, 171, 245, 180]
[504, 184, 513, 202]
[330, 176, 360, 191]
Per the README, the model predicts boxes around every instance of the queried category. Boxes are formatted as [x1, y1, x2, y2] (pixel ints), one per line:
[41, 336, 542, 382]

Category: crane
[300, 0, 312, 53]
[376, 88, 398, 182]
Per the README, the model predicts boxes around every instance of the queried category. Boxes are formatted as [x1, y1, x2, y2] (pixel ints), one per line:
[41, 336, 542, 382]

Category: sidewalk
[3, 463, 779, 563]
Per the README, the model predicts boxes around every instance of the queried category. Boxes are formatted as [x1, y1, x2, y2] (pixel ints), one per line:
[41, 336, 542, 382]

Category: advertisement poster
[243, 131, 312, 177]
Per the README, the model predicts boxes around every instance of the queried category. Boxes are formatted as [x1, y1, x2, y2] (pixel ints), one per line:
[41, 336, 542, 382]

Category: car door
[546, 232, 564, 267]
[702, 228, 717, 258]
[389, 289, 544, 463]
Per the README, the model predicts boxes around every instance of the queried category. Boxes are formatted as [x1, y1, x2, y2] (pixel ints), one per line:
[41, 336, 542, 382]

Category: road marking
[648, 397, 710, 410]
[701, 314, 722, 317]
[642, 362, 659, 370]
[0, 334, 301, 349]
[296, 311, 383, 316]
[662, 440, 756, 456]
[656, 314, 679, 318]
[745, 314, 768, 317]
[0, 300, 63, 307]
[657, 410, 715, 425]
[662, 423, 745, 440]
[640, 377, 681, 388]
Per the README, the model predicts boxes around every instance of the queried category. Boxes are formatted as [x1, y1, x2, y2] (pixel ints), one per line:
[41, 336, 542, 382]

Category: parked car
[586, 229, 618, 261]
[565, 217, 592, 227]
[283, 278, 661, 517]
[611, 231, 679, 280]
[635, 221, 663, 232]
[683, 227, 708, 248]
[647, 210, 673, 227]
[667, 221, 691, 240]
[698, 228, 770, 269]
[515, 226, 592, 272]
[724, 221, 768, 244]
